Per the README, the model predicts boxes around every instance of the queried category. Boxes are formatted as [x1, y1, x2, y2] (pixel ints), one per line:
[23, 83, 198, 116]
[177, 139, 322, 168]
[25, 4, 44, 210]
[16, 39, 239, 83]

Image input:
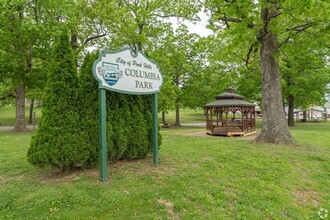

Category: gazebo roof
[215, 92, 245, 100]
[205, 87, 255, 107]
[205, 99, 255, 107]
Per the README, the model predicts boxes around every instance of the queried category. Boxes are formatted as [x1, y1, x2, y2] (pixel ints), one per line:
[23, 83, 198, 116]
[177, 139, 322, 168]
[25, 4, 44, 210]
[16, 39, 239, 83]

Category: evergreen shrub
[27, 32, 89, 171]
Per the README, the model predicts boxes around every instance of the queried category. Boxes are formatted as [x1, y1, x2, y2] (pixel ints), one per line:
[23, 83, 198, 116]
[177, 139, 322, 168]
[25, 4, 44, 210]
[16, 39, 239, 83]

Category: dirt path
[162, 128, 260, 140]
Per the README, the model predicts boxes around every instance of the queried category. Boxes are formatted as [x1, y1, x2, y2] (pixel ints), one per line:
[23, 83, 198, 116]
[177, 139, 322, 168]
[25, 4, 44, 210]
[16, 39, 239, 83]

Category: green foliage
[151, 25, 209, 111]
[107, 92, 129, 160]
[106, 0, 199, 52]
[77, 52, 100, 166]
[27, 32, 89, 171]
[125, 97, 149, 159]
[281, 38, 330, 109]
[235, 65, 262, 105]
[106, 92, 156, 161]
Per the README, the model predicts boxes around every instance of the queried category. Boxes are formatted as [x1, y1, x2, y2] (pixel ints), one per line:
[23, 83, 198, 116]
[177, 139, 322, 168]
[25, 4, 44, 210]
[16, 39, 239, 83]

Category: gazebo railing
[207, 119, 255, 132]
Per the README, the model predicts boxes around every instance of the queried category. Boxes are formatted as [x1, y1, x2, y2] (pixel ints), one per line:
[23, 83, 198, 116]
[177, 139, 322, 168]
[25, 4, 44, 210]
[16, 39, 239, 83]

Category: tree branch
[278, 21, 314, 48]
[286, 21, 313, 32]
[150, 13, 195, 20]
[245, 41, 259, 67]
[219, 15, 242, 24]
[197, 0, 218, 13]
[267, 12, 282, 21]
[84, 33, 107, 45]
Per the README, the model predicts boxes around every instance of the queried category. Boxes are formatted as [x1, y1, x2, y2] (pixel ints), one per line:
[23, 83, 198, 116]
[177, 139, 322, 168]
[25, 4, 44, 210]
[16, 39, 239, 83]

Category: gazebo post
[210, 107, 213, 132]
[241, 108, 244, 132]
[225, 111, 228, 132]
[250, 110, 252, 130]
[253, 109, 256, 128]
[216, 109, 219, 129]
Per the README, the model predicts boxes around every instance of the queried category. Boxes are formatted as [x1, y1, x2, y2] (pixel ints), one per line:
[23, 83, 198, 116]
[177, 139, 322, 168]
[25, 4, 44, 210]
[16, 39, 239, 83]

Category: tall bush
[27, 32, 89, 171]
[77, 52, 100, 166]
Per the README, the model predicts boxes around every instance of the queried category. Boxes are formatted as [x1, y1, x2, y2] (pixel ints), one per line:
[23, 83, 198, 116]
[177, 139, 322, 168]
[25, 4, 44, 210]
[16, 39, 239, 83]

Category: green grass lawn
[159, 108, 206, 124]
[0, 122, 329, 219]
[0, 105, 201, 126]
[0, 106, 260, 127]
[0, 105, 42, 126]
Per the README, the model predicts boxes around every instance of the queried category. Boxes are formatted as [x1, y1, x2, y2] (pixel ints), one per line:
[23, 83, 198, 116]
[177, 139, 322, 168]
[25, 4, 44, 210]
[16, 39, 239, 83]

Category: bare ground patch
[292, 190, 320, 206]
[174, 129, 259, 140]
[0, 175, 25, 184]
[37, 168, 83, 183]
[36, 157, 176, 183]
[157, 199, 180, 220]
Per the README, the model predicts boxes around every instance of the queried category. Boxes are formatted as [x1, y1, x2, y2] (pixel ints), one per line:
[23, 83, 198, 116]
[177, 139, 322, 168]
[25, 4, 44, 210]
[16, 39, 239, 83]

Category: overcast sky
[169, 12, 213, 37]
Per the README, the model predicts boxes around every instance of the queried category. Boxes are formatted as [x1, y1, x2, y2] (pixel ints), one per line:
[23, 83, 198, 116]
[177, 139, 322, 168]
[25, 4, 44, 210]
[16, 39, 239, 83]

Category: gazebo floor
[206, 129, 256, 137]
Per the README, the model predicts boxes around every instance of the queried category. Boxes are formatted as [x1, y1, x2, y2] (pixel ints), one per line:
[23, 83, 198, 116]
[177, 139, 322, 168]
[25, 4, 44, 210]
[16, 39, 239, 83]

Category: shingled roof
[205, 87, 255, 107]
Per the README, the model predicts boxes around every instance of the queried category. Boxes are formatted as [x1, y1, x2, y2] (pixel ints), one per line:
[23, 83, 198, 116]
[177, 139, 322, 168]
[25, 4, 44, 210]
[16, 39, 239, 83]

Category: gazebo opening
[205, 87, 256, 137]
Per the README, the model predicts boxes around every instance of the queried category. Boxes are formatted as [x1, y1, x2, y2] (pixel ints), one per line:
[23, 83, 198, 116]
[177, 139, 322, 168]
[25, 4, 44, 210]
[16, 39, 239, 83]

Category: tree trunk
[175, 101, 181, 126]
[13, 82, 27, 132]
[303, 111, 307, 122]
[287, 95, 295, 126]
[29, 98, 35, 124]
[174, 73, 181, 127]
[161, 111, 166, 124]
[254, 26, 295, 144]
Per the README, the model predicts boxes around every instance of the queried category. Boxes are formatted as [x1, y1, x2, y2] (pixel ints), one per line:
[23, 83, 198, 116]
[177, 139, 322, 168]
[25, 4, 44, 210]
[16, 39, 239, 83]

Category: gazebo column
[250, 109, 254, 129]
[243, 109, 248, 131]
[216, 109, 219, 128]
[210, 107, 213, 132]
[241, 108, 244, 132]
[225, 111, 228, 132]
[219, 110, 222, 128]
[206, 108, 209, 130]
[253, 109, 256, 129]
[249, 110, 252, 130]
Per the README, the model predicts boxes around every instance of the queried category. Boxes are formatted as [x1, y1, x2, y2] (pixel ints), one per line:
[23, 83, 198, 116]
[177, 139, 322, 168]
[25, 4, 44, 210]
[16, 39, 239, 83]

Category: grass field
[0, 105, 42, 126]
[160, 108, 206, 124]
[0, 121, 329, 219]
[0, 106, 259, 127]
[0, 105, 200, 126]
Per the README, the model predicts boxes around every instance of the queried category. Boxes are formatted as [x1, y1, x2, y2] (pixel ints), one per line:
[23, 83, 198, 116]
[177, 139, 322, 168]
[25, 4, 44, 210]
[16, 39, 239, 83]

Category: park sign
[93, 48, 163, 94]
[92, 48, 162, 182]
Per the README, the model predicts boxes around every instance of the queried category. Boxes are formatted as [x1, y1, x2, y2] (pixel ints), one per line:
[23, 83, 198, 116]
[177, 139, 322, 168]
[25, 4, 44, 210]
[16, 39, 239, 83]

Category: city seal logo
[98, 63, 123, 86]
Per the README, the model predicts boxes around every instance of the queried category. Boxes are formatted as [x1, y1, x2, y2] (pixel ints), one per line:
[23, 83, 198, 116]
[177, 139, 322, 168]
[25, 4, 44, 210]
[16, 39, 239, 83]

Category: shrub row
[28, 32, 161, 171]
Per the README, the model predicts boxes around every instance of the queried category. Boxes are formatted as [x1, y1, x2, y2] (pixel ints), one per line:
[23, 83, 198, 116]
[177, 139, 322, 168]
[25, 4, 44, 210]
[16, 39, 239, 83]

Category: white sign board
[93, 48, 163, 94]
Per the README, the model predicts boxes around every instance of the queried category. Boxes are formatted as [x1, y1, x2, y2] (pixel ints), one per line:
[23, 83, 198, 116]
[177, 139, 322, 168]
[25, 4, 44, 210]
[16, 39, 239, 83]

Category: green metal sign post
[93, 48, 163, 182]
[152, 93, 159, 166]
[98, 89, 108, 182]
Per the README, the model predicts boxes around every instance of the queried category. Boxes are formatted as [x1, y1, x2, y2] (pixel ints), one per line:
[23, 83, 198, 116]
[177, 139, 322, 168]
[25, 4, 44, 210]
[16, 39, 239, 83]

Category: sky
[169, 12, 213, 37]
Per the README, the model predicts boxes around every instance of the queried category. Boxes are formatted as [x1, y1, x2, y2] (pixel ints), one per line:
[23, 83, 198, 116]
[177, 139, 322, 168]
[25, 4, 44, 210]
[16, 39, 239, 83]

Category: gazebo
[205, 87, 256, 136]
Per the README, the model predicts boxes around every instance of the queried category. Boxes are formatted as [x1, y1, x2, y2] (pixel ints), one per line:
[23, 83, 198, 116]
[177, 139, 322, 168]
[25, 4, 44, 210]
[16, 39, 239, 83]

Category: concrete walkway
[0, 126, 37, 131]
[0, 123, 205, 131]
[172, 123, 205, 127]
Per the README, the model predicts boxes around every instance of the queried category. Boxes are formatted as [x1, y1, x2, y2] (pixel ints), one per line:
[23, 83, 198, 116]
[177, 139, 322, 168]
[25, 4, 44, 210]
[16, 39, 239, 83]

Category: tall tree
[200, 0, 329, 144]
[101, 0, 200, 127]
[0, 1, 34, 131]
[152, 25, 202, 126]
[106, 0, 199, 51]
[0, 0, 112, 131]
[281, 39, 330, 126]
